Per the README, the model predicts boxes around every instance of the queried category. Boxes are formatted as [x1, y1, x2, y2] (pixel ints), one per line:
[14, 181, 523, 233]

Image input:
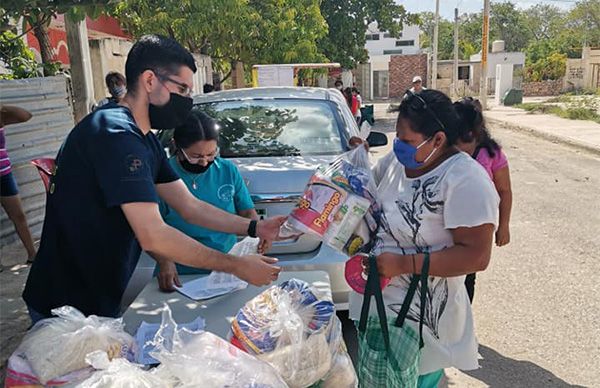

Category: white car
[122, 87, 387, 311]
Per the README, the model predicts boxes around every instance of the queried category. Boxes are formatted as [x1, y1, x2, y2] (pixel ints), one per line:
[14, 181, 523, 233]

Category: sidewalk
[485, 103, 600, 155]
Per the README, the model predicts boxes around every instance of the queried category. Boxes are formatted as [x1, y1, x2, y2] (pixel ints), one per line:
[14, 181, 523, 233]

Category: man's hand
[376, 252, 407, 278]
[495, 225, 510, 247]
[256, 216, 287, 241]
[233, 254, 281, 286]
[157, 261, 182, 292]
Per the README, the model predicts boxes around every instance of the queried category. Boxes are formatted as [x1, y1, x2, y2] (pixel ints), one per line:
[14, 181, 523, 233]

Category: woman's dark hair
[343, 87, 353, 107]
[393, 89, 460, 146]
[454, 97, 500, 157]
[173, 111, 219, 149]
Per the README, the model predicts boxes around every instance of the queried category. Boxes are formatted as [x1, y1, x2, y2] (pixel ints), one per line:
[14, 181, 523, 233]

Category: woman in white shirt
[350, 89, 499, 387]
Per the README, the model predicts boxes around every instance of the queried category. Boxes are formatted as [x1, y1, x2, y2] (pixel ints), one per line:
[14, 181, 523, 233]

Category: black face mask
[179, 158, 214, 174]
[149, 93, 193, 130]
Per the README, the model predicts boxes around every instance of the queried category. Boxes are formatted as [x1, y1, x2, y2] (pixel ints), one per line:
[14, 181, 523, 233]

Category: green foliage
[318, 0, 418, 68]
[525, 52, 566, 82]
[114, 0, 327, 72]
[516, 97, 600, 124]
[0, 31, 42, 79]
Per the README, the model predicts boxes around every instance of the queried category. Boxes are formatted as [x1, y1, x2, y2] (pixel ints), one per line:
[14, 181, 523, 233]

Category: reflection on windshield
[196, 100, 343, 158]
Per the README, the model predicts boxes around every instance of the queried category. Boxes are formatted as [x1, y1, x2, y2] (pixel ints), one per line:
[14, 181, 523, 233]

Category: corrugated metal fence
[0, 76, 74, 246]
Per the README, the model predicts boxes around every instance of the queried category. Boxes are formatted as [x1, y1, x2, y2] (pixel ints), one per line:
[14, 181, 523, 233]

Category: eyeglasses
[181, 147, 219, 163]
[146, 69, 193, 96]
[402, 90, 446, 131]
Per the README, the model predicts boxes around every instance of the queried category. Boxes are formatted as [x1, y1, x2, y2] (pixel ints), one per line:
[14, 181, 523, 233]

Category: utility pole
[480, 0, 490, 109]
[65, 15, 95, 122]
[453, 7, 459, 98]
[431, 0, 440, 89]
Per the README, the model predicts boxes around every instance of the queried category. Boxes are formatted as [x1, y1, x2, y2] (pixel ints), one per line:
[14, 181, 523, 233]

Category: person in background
[455, 96, 512, 303]
[0, 105, 37, 266]
[334, 80, 343, 91]
[410, 76, 426, 94]
[93, 72, 127, 110]
[23, 35, 284, 323]
[343, 87, 359, 118]
[155, 111, 267, 291]
[352, 87, 363, 124]
[350, 89, 499, 387]
[203, 83, 215, 94]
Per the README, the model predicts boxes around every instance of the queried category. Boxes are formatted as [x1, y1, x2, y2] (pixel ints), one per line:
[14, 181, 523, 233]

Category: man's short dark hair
[334, 80, 343, 86]
[125, 35, 197, 92]
[203, 83, 215, 94]
[105, 71, 125, 89]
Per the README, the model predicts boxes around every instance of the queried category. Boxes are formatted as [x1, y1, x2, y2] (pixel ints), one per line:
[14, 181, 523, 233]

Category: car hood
[228, 155, 338, 194]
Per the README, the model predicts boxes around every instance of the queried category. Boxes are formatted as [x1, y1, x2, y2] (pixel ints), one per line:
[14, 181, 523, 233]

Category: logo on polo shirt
[217, 184, 235, 202]
[126, 155, 144, 174]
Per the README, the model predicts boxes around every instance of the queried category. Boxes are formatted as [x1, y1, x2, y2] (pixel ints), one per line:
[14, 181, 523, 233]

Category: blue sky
[398, 0, 576, 19]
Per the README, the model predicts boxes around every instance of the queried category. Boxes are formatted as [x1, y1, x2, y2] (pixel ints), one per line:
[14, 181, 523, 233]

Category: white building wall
[470, 52, 525, 78]
[365, 21, 420, 56]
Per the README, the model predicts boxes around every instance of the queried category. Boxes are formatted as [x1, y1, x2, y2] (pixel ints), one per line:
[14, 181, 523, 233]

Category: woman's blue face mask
[393, 136, 438, 169]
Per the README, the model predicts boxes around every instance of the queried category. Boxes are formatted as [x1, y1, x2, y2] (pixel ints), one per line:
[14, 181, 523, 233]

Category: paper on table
[174, 271, 248, 301]
[134, 316, 205, 365]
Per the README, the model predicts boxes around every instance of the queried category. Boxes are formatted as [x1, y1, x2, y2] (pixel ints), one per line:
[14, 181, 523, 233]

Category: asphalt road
[345, 105, 600, 387]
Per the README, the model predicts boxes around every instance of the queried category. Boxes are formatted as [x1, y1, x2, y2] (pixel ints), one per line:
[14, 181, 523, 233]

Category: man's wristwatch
[248, 220, 258, 238]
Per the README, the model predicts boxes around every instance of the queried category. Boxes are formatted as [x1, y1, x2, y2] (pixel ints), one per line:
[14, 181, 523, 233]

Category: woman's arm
[493, 166, 512, 246]
[376, 223, 495, 278]
[238, 208, 259, 220]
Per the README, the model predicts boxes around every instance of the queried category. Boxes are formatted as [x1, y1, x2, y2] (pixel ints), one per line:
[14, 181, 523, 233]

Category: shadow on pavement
[463, 345, 586, 388]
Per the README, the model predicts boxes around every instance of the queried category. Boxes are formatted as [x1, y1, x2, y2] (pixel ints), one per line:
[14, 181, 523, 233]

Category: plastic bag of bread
[150, 305, 287, 388]
[17, 306, 134, 384]
[75, 351, 163, 388]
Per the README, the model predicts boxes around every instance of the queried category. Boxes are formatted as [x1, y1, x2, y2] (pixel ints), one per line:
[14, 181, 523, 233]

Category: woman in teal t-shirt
[155, 111, 260, 291]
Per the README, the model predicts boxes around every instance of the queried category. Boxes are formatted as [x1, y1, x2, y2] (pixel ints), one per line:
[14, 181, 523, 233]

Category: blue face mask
[393, 137, 437, 169]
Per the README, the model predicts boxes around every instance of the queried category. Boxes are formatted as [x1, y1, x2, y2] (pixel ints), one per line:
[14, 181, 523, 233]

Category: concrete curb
[487, 117, 600, 157]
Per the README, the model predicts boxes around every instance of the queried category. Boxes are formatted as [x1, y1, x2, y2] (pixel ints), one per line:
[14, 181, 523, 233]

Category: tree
[317, 0, 418, 69]
[419, 11, 481, 60]
[489, 2, 532, 52]
[114, 0, 328, 83]
[523, 4, 565, 41]
[1, 0, 114, 75]
[0, 30, 42, 79]
[564, 0, 600, 51]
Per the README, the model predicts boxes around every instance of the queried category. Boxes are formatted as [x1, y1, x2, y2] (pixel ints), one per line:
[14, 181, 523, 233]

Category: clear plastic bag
[17, 306, 135, 384]
[150, 305, 287, 388]
[282, 144, 380, 255]
[230, 279, 356, 388]
[75, 351, 164, 388]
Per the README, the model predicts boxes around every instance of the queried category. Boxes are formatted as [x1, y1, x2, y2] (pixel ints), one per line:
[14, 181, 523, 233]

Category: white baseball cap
[412, 76, 422, 83]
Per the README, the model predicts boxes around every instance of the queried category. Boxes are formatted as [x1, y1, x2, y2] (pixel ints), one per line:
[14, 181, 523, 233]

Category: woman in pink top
[454, 97, 513, 302]
[0, 105, 37, 266]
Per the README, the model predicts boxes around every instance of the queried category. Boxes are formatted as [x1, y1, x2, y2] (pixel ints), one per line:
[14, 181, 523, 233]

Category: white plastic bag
[230, 279, 356, 388]
[150, 305, 287, 388]
[75, 351, 164, 388]
[18, 306, 134, 384]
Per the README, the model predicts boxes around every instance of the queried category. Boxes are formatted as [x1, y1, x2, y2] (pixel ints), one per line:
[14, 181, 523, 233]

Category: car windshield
[195, 99, 344, 158]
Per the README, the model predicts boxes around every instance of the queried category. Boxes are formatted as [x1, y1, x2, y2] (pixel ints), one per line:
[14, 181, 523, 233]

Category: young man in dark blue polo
[23, 35, 284, 322]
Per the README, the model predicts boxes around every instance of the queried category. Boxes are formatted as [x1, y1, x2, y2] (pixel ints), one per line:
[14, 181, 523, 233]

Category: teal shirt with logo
[157, 156, 254, 275]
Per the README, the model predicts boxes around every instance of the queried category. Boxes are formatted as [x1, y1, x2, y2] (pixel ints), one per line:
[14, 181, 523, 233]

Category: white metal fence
[0, 76, 74, 246]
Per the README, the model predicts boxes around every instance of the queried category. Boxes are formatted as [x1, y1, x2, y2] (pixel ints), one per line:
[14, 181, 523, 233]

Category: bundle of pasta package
[15, 306, 135, 385]
[282, 144, 380, 255]
[229, 279, 356, 388]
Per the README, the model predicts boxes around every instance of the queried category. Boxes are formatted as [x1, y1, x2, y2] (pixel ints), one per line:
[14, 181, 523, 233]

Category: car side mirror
[366, 131, 388, 147]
